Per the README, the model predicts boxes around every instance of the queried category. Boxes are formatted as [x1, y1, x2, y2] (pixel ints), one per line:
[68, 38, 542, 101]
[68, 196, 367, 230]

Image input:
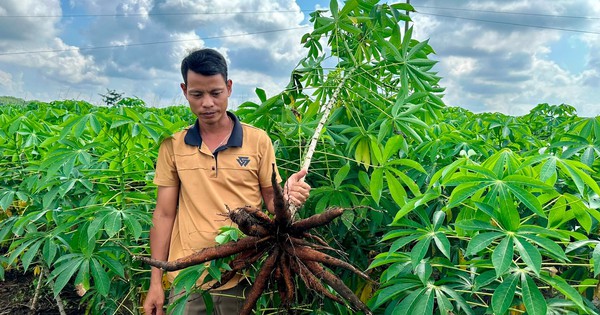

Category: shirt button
[212, 166, 215, 170]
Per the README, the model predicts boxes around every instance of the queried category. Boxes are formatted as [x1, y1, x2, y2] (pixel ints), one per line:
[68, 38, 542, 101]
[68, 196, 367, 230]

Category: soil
[0, 269, 83, 315]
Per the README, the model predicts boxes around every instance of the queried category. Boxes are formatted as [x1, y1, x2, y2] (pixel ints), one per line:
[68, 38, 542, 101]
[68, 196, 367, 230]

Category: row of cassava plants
[1, 0, 600, 314]
[0, 98, 194, 313]
[235, 1, 600, 314]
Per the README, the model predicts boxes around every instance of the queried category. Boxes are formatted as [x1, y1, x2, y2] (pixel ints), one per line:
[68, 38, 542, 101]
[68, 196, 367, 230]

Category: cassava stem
[288, 70, 354, 218]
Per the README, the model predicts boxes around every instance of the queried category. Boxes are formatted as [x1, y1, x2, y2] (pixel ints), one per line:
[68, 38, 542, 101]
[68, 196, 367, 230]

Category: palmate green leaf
[433, 232, 451, 259]
[410, 288, 434, 315]
[381, 229, 416, 242]
[173, 264, 205, 294]
[429, 157, 470, 186]
[42, 238, 58, 265]
[74, 259, 90, 294]
[564, 239, 597, 254]
[415, 261, 432, 285]
[388, 234, 421, 254]
[368, 280, 421, 310]
[432, 211, 445, 230]
[447, 181, 493, 208]
[392, 286, 425, 315]
[594, 244, 600, 277]
[474, 270, 497, 290]
[333, 163, 350, 189]
[435, 288, 453, 315]
[521, 273, 547, 315]
[514, 236, 542, 275]
[504, 181, 546, 218]
[52, 257, 84, 298]
[465, 231, 503, 256]
[389, 168, 422, 196]
[122, 212, 143, 240]
[569, 193, 594, 233]
[410, 236, 432, 268]
[370, 168, 384, 205]
[167, 291, 189, 315]
[96, 254, 125, 278]
[539, 274, 586, 311]
[386, 170, 407, 207]
[90, 258, 110, 297]
[496, 184, 520, 231]
[381, 261, 412, 282]
[491, 273, 518, 315]
[519, 233, 568, 262]
[21, 239, 43, 272]
[438, 285, 475, 315]
[393, 189, 439, 223]
[382, 135, 407, 160]
[368, 252, 410, 270]
[0, 189, 15, 211]
[492, 236, 513, 276]
[7, 238, 37, 266]
[454, 219, 499, 232]
[556, 158, 600, 196]
[539, 157, 557, 182]
[104, 209, 123, 238]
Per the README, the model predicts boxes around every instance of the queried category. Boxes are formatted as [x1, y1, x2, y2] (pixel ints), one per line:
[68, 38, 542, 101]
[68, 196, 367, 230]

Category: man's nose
[200, 94, 214, 107]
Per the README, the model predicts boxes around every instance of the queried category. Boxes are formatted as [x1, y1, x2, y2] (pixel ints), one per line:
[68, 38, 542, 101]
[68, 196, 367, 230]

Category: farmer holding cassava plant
[143, 48, 311, 315]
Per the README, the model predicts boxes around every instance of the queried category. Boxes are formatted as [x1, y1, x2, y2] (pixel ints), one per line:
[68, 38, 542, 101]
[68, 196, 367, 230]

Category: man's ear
[226, 79, 233, 96]
[180, 83, 187, 95]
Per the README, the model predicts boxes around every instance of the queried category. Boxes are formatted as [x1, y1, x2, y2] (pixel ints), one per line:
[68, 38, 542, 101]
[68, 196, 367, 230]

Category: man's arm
[143, 185, 179, 315]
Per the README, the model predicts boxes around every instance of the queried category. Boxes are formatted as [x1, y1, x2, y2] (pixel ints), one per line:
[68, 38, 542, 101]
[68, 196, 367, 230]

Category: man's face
[181, 70, 232, 126]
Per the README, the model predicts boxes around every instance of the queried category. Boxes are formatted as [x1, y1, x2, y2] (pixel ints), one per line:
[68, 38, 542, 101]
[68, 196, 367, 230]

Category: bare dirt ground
[0, 269, 82, 315]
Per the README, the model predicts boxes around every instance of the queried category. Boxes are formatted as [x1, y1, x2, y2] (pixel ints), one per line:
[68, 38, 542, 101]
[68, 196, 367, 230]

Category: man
[143, 48, 311, 315]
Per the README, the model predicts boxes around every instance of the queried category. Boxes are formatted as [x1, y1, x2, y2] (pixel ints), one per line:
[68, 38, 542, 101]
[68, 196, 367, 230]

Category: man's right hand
[143, 283, 165, 315]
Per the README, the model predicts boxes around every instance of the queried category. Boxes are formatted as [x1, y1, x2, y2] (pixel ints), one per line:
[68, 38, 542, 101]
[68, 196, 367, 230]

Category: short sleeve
[257, 133, 282, 188]
[153, 137, 180, 186]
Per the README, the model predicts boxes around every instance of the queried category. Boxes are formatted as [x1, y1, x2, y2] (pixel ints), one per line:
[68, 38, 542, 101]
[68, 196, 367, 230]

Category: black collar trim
[184, 111, 243, 148]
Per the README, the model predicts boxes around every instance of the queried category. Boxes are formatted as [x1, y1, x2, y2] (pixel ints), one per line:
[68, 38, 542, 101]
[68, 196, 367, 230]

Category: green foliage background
[1, 1, 600, 314]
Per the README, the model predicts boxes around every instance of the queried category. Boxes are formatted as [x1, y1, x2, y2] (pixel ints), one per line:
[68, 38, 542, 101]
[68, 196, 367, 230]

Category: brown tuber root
[136, 166, 373, 314]
[136, 236, 271, 271]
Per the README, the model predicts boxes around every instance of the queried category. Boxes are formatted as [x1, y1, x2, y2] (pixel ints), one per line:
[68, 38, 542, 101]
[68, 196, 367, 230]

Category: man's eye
[212, 92, 222, 97]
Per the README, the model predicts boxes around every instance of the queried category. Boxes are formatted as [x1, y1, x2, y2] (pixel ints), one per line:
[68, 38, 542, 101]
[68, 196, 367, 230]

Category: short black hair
[180, 48, 228, 85]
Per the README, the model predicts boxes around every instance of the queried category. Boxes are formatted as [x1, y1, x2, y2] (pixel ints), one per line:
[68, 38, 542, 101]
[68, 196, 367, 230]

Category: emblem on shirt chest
[236, 156, 250, 167]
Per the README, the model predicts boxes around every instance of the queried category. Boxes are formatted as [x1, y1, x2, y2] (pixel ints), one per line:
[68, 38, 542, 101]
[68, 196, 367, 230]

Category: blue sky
[0, 0, 599, 117]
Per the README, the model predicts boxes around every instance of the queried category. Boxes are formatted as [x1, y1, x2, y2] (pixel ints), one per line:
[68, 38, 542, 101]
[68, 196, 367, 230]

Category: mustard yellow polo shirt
[153, 112, 281, 289]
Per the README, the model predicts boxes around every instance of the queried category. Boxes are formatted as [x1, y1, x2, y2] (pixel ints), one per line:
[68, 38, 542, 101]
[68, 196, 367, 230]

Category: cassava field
[1, 1, 600, 315]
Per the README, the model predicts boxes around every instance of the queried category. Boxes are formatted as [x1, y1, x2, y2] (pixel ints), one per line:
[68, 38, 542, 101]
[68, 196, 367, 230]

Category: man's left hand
[284, 169, 311, 207]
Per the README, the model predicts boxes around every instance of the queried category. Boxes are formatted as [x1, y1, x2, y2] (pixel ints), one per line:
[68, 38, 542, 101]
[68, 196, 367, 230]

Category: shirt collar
[184, 111, 243, 148]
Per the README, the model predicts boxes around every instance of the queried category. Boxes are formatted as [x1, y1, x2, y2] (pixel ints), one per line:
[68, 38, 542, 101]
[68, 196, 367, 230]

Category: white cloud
[0, 0, 106, 90]
[412, 0, 600, 117]
[0, 0, 61, 43]
[0, 70, 14, 89]
[1, 0, 598, 117]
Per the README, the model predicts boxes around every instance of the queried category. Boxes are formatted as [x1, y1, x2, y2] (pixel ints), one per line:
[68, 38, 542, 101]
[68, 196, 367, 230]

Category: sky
[0, 0, 599, 117]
